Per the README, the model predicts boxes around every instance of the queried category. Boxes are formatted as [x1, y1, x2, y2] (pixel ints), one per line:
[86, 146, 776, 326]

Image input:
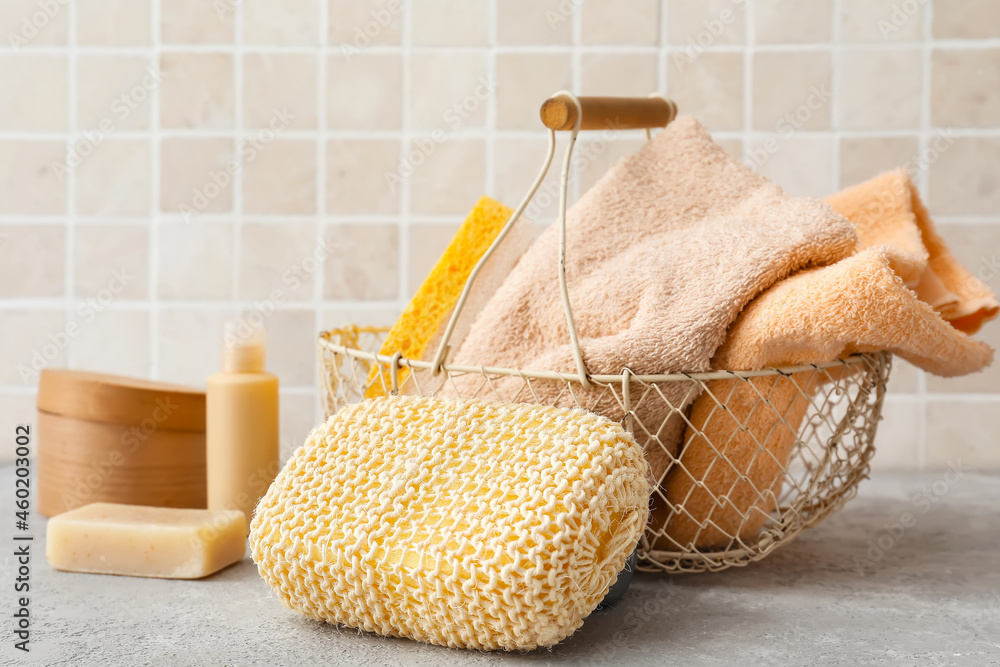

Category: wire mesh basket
[317, 92, 892, 573]
[318, 327, 890, 573]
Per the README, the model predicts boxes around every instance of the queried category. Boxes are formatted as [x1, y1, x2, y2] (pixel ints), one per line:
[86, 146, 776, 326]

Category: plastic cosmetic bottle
[207, 320, 280, 527]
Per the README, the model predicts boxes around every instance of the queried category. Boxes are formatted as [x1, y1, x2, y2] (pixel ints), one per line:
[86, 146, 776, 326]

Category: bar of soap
[46, 503, 246, 579]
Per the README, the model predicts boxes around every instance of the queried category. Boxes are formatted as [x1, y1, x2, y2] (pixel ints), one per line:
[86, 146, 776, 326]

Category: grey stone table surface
[3, 467, 999, 667]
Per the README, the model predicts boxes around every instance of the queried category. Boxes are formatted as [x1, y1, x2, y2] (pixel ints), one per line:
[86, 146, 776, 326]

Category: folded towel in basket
[448, 116, 858, 475]
[825, 169, 999, 334]
[656, 169, 998, 550]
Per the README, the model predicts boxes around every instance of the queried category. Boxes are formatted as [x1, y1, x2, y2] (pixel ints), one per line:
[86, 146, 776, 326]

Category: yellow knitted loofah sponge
[249, 395, 650, 651]
[365, 196, 515, 398]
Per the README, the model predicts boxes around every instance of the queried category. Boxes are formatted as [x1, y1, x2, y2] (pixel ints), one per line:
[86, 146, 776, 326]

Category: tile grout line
[885, 393, 1000, 403]
[659, 0, 668, 103]
[6, 38, 1000, 56]
[916, 0, 935, 472]
[5, 211, 993, 226]
[742, 0, 754, 162]
[0, 298, 405, 310]
[149, 0, 161, 380]
[232, 0, 244, 335]
[0, 384, 319, 396]
[398, 0, 412, 319]
[0, 214, 546, 225]
[64, 0, 77, 371]
[569, 0, 582, 204]
[832, 0, 842, 192]
[313, 0, 329, 424]
[8, 127, 1000, 141]
[485, 0, 497, 200]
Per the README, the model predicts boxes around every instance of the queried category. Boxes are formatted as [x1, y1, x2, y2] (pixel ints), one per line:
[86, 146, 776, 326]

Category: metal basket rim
[318, 326, 881, 384]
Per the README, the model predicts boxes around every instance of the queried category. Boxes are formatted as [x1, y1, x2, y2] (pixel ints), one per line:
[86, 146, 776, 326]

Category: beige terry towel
[450, 117, 858, 472]
[657, 169, 997, 550]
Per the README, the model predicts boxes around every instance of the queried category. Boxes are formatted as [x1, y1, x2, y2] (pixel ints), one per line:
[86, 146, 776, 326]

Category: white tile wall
[0, 0, 998, 469]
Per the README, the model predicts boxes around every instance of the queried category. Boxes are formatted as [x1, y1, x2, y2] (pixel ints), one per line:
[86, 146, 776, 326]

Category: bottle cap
[223, 319, 266, 373]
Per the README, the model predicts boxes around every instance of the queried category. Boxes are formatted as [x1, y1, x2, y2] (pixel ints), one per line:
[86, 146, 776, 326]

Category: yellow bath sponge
[366, 196, 515, 397]
[250, 395, 650, 651]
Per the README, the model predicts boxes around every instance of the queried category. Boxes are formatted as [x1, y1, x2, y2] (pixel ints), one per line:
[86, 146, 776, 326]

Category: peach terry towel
[826, 169, 998, 334]
[449, 117, 858, 472]
[656, 169, 998, 550]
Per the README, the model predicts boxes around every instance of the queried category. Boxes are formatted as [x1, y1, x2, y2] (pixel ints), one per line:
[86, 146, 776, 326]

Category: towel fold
[656, 169, 997, 550]
[825, 169, 999, 334]
[449, 117, 858, 473]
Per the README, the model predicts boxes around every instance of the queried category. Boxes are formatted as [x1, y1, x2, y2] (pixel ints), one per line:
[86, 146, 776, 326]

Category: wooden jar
[37, 369, 207, 517]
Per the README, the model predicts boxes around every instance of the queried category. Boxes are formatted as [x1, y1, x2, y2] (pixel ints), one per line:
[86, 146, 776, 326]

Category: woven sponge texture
[366, 196, 513, 398]
[249, 396, 650, 651]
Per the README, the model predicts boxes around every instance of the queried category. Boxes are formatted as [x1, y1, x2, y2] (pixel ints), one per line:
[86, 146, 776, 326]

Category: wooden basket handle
[540, 94, 678, 131]
[432, 92, 678, 385]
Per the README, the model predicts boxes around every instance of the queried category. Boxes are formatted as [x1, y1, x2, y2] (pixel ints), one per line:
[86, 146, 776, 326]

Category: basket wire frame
[319, 327, 891, 574]
[316, 91, 891, 573]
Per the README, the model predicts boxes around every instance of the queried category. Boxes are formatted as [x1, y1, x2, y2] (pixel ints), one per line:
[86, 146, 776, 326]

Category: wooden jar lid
[37, 369, 205, 432]
[37, 369, 207, 517]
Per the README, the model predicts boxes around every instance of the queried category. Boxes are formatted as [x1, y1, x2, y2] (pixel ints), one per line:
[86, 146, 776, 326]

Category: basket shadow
[507, 480, 1000, 663]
